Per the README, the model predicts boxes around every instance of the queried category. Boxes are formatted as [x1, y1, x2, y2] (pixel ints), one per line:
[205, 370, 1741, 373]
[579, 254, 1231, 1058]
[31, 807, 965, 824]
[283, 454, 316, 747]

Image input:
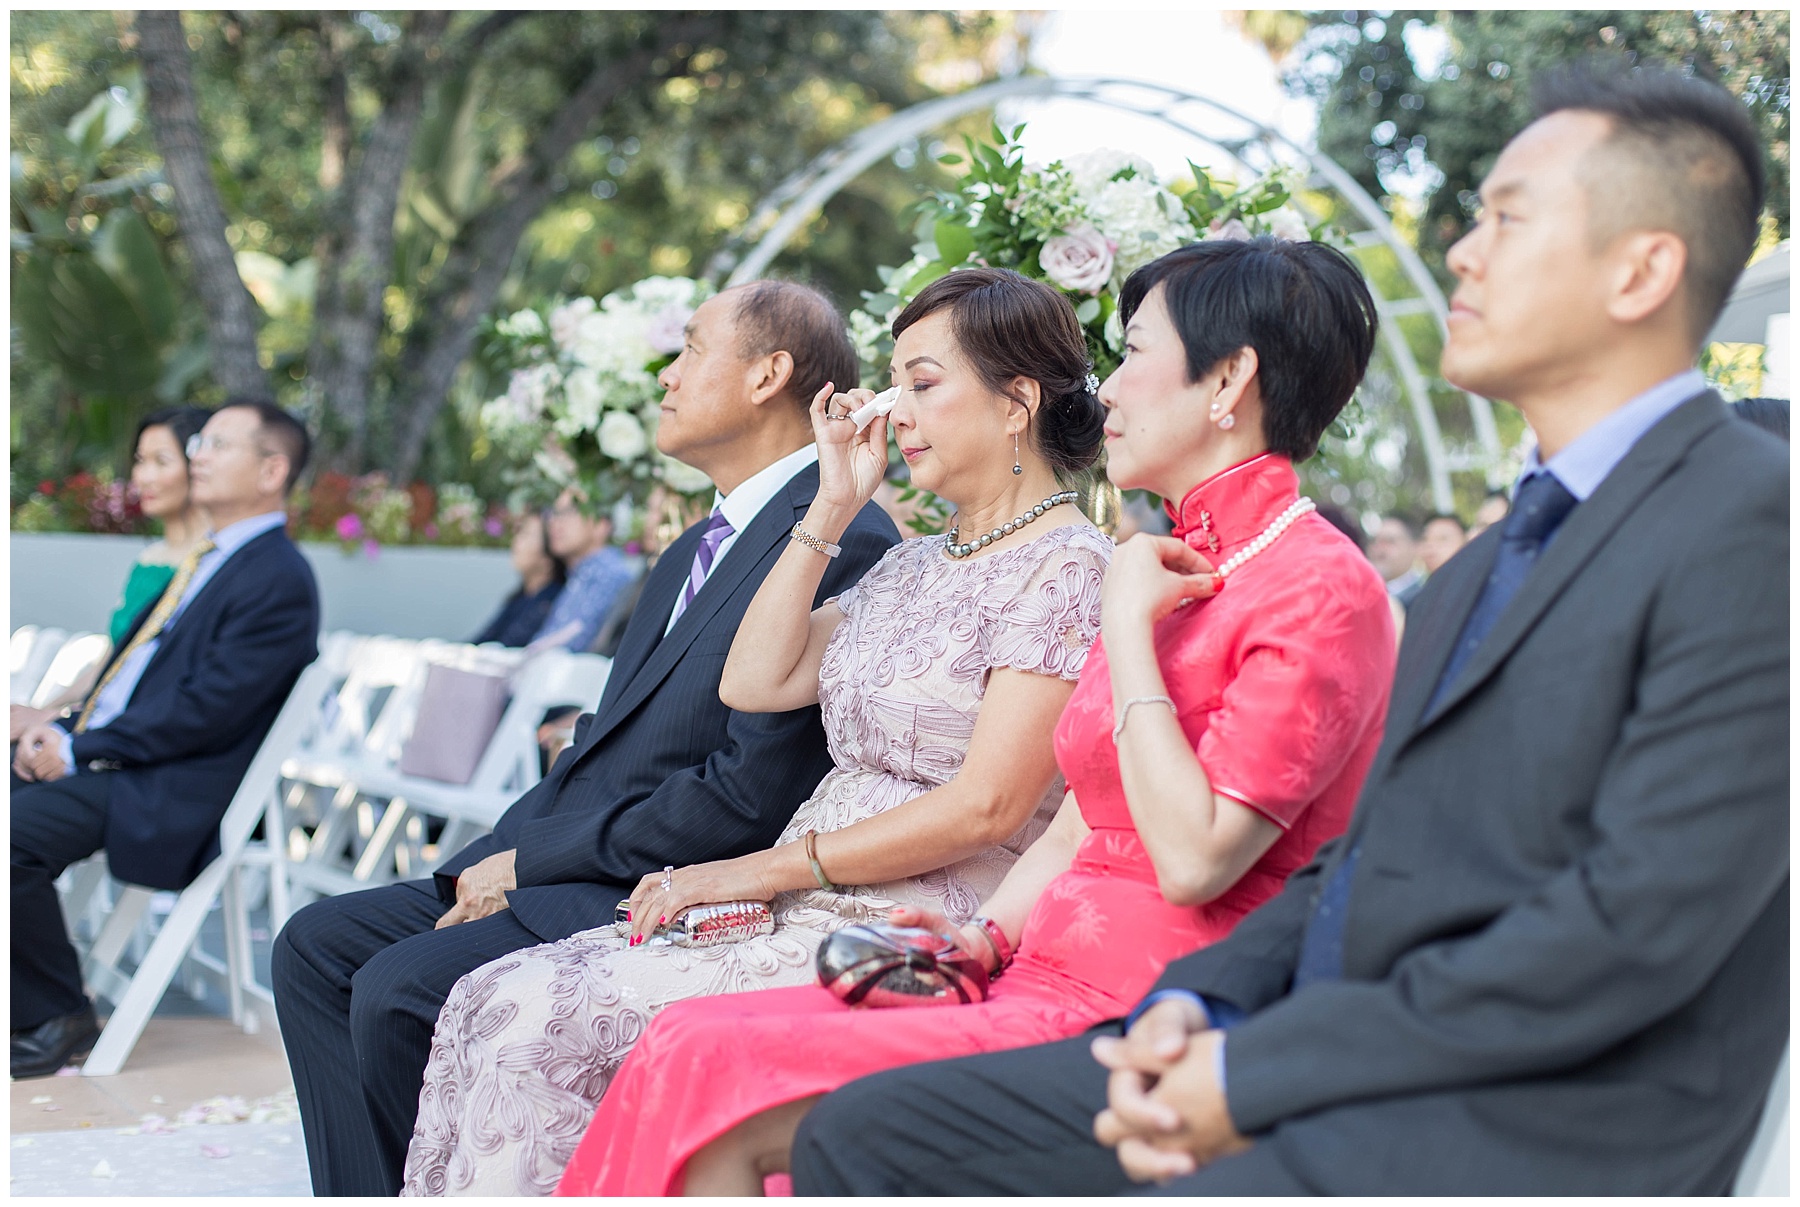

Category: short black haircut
[1731, 396, 1789, 442]
[1118, 238, 1378, 462]
[133, 405, 213, 465]
[728, 280, 858, 412]
[1422, 511, 1467, 534]
[220, 397, 310, 495]
[1534, 59, 1765, 341]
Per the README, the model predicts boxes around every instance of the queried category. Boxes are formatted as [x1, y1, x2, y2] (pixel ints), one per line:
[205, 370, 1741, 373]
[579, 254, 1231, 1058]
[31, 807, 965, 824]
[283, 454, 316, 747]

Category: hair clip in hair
[1084, 372, 1100, 394]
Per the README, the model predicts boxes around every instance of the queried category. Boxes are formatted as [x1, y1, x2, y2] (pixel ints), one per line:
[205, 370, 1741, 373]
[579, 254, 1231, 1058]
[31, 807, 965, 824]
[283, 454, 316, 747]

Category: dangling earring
[1219, 414, 1236, 430]
[1012, 432, 1023, 475]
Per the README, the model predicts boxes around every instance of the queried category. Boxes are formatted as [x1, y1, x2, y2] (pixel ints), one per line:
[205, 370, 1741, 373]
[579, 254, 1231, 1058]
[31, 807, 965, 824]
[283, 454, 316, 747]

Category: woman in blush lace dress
[400, 268, 1112, 1196]
[555, 237, 1400, 1197]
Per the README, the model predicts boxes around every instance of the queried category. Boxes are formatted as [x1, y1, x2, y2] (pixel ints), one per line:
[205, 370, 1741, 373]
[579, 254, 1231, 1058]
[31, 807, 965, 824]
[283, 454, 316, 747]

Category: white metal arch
[707, 75, 1503, 511]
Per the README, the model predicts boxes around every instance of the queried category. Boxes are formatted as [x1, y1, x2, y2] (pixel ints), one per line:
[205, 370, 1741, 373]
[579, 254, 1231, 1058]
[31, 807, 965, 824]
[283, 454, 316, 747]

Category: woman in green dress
[10, 405, 214, 738]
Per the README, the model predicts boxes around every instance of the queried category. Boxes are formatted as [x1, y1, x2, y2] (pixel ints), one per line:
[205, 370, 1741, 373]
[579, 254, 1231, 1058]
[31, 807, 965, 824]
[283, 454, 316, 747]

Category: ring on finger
[661, 865, 673, 892]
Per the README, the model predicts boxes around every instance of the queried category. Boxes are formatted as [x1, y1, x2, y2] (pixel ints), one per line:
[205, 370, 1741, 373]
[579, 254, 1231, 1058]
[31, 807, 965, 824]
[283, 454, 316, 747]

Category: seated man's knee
[347, 938, 435, 1050]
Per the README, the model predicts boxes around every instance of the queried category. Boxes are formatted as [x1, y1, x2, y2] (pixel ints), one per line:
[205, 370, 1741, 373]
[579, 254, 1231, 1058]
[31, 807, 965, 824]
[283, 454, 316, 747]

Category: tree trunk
[308, 10, 449, 472]
[135, 10, 270, 400]
[387, 17, 719, 480]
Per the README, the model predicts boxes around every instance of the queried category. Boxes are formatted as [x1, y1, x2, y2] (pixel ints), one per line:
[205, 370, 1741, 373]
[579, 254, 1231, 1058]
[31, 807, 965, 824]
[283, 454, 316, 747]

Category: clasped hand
[808, 382, 892, 515]
[435, 849, 517, 929]
[1091, 997, 1249, 1183]
[623, 856, 780, 945]
[13, 721, 69, 783]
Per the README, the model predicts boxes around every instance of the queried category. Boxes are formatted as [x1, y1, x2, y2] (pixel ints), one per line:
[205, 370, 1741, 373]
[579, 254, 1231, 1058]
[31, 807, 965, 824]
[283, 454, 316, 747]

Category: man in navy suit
[272, 279, 900, 1196]
[12, 399, 321, 1079]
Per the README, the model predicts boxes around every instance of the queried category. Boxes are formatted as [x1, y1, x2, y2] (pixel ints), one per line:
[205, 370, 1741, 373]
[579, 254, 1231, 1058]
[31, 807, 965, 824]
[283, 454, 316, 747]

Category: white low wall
[10, 533, 521, 641]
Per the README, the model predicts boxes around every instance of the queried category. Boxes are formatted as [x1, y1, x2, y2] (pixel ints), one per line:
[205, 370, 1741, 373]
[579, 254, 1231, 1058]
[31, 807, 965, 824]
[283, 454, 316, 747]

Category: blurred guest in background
[1468, 491, 1511, 538]
[13, 400, 320, 1079]
[1418, 512, 1468, 574]
[11, 405, 214, 741]
[529, 488, 636, 654]
[1732, 396, 1789, 441]
[1368, 513, 1425, 610]
[472, 511, 567, 648]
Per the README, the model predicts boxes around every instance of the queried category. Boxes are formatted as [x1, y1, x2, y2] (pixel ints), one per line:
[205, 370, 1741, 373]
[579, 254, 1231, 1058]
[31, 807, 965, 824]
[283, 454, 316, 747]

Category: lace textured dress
[399, 527, 1112, 1196]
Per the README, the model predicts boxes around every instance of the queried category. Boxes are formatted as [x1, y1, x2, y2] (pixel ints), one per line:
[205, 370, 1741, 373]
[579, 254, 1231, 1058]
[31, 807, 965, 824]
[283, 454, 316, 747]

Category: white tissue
[849, 385, 901, 430]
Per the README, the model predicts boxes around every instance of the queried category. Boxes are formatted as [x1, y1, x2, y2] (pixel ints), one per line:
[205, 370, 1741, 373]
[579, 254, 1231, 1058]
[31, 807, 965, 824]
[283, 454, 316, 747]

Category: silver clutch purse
[613, 900, 775, 947]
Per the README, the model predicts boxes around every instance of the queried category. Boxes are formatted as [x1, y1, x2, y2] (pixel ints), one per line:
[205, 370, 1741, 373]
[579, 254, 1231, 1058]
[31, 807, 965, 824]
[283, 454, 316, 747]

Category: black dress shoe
[11, 1006, 100, 1079]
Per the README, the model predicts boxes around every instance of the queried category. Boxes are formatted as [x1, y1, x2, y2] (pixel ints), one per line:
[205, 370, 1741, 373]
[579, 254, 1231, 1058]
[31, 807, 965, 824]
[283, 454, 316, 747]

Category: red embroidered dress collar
[1166, 453, 1302, 558]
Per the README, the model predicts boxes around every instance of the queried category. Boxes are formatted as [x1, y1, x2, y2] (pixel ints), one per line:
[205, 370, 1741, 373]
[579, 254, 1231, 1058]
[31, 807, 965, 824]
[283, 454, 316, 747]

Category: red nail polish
[659, 914, 667, 925]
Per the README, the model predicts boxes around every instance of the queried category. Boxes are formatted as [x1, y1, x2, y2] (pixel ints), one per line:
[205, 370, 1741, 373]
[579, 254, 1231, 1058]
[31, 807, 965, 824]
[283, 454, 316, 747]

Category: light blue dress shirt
[1126, 368, 1708, 1104]
[56, 510, 290, 773]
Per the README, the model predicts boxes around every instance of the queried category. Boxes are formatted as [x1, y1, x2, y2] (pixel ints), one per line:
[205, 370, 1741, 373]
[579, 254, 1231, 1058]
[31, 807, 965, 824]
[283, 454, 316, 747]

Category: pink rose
[1040, 226, 1115, 294]
[334, 513, 364, 540]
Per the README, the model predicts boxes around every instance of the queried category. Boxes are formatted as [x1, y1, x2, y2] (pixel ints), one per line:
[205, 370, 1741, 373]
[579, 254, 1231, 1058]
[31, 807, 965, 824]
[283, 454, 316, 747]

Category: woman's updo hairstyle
[1118, 238, 1378, 461]
[891, 267, 1105, 477]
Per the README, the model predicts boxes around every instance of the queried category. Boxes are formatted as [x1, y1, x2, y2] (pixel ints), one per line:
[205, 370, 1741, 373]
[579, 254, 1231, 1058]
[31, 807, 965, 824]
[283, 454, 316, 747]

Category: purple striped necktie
[670, 507, 734, 626]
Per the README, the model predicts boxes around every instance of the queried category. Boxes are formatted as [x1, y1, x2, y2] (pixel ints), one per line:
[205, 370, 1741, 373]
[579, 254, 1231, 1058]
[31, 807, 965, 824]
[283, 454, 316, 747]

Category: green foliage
[11, 10, 1025, 502]
[12, 34, 210, 487]
[1285, 10, 1790, 280]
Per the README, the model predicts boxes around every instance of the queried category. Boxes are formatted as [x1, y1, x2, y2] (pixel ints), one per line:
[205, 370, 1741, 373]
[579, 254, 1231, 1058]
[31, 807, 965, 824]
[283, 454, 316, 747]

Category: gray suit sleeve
[1144, 837, 1339, 1012]
[1216, 496, 1789, 1135]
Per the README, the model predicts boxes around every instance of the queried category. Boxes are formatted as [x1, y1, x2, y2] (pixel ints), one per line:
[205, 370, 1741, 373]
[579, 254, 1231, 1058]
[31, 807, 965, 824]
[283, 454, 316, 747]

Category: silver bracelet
[790, 523, 841, 558]
[1113, 694, 1177, 743]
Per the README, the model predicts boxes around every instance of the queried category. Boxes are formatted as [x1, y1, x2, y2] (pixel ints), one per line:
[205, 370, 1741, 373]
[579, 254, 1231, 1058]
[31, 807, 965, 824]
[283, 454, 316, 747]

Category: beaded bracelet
[1113, 694, 1178, 743]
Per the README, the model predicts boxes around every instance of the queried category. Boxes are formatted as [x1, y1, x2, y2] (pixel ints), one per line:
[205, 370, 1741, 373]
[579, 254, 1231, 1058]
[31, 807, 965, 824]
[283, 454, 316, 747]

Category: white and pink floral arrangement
[852, 124, 1319, 386]
[479, 275, 716, 509]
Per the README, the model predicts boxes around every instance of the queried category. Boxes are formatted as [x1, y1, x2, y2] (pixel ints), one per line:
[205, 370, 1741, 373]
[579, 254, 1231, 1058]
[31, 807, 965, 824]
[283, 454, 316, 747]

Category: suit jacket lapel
[1408, 391, 1726, 739]
[581, 463, 817, 749]
[1388, 530, 1497, 738]
[592, 521, 702, 718]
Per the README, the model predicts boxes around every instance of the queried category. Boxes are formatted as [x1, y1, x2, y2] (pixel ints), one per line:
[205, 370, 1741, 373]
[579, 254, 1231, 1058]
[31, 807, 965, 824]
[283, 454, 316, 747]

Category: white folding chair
[1734, 1046, 1789, 1196]
[11, 625, 68, 704]
[28, 631, 111, 710]
[72, 644, 347, 1075]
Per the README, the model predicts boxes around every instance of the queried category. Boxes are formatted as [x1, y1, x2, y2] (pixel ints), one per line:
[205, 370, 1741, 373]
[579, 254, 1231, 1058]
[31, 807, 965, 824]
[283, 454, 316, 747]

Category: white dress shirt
[662, 444, 820, 635]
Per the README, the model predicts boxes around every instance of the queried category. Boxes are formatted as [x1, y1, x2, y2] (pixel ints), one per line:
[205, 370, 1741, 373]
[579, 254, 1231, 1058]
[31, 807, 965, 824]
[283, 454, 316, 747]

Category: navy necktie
[1292, 471, 1579, 988]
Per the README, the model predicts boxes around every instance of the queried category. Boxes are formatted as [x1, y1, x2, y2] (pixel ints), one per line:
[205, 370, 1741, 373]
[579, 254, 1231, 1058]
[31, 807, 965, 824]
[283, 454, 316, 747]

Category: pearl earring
[1219, 414, 1236, 430]
[1013, 432, 1023, 476]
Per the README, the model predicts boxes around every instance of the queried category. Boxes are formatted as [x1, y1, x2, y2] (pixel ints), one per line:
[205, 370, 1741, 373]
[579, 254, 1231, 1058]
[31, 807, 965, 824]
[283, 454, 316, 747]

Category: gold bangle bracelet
[803, 828, 836, 891]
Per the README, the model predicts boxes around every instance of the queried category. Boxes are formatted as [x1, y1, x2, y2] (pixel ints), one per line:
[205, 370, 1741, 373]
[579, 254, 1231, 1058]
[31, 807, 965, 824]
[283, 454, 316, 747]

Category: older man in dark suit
[272, 279, 899, 1196]
[791, 63, 1787, 1197]
[12, 399, 321, 1080]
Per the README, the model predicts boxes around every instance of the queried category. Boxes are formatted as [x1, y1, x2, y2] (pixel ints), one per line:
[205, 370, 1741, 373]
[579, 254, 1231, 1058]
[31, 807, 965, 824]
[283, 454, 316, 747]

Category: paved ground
[11, 896, 316, 1197]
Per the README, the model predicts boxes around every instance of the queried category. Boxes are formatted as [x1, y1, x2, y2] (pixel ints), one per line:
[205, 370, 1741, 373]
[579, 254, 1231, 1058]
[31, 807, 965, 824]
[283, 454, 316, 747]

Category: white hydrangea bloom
[548, 296, 597, 351]
[497, 308, 545, 339]
[596, 410, 649, 461]
[658, 454, 714, 495]
[560, 366, 605, 435]
[1088, 177, 1196, 283]
[1064, 148, 1158, 199]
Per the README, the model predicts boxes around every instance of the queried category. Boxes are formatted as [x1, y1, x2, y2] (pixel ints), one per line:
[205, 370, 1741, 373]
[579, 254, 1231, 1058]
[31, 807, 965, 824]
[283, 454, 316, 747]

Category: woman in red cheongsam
[556, 237, 1399, 1196]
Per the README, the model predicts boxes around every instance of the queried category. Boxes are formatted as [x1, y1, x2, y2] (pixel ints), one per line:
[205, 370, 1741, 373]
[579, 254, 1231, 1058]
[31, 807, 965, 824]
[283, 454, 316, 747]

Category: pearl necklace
[1212, 498, 1317, 578]
[945, 490, 1079, 559]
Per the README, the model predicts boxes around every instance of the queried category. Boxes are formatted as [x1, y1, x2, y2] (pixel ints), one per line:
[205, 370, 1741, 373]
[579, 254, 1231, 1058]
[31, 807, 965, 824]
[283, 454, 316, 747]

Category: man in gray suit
[790, 62, 1787, 1196]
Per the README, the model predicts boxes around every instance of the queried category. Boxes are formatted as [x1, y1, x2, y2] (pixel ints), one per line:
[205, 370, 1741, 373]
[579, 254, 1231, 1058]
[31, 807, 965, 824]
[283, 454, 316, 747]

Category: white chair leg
[84, 887, 153, 977]
[81, 858, 232, 1077]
